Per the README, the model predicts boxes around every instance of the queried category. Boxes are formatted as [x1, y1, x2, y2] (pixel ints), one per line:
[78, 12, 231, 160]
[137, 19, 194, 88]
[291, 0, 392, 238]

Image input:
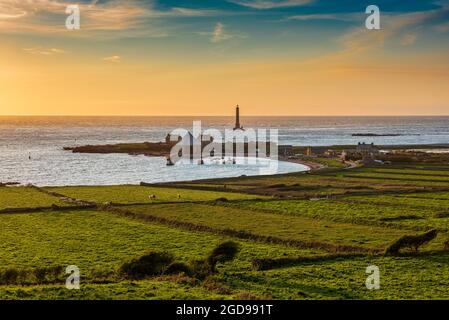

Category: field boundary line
[206, 201, 431, 232]
[103, 205, 378, 254]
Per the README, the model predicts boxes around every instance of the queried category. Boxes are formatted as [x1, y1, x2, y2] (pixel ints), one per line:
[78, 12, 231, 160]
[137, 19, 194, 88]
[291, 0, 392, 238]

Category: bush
[0, 266, 64, 285]
[120, 251, 174, 279]
[215, 197, 228, 202]
[207, 241, 240, 273]
[385, 229, 438, 256]
[190, 259, 211, 280]
[0, 268, 21, 284]
[164, 262, 194, 277]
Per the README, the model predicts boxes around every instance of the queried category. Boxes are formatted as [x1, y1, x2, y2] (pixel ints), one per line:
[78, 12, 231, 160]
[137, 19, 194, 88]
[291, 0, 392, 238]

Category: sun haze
[0, 0, 448, 116]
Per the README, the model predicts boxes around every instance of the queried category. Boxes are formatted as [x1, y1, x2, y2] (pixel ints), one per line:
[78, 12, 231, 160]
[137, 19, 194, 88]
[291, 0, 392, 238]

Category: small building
[278, 145, 294, 157]
[341, 142, 379, 161]
[356, 142, 379, 157]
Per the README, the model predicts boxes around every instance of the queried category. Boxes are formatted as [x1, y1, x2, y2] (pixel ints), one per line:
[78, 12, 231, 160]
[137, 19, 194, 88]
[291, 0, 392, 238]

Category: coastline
[4, 141, 449, 187]
[279, 156, 325, 171]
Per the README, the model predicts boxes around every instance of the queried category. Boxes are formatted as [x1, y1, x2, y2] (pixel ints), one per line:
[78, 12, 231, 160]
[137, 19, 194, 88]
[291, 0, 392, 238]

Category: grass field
[45, 185, 266, 204]
[126, 203, 407, 249]
[1, 162, 449, 299]
[0, 187, 69, 210]
[221, 199, 449, 232]
[0, 209, 313, 273]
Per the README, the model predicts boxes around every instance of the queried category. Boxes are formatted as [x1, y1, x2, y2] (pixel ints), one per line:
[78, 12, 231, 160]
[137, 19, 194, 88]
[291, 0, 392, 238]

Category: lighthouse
[233, 105, 244, 130]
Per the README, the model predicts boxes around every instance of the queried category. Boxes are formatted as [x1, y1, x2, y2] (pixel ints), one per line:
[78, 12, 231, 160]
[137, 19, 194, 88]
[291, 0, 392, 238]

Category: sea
[0, 116, 448, 186]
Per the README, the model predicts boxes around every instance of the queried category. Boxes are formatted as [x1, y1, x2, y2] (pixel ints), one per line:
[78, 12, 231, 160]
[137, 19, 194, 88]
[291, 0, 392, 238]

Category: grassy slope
[126, 203, 406, 249]
[0, 210, 317, 273]
[2, 163, 449, 299]
[222, 253, 449, 299]
[221, 199, 449, 232]
[0, 187, 68, 210]
[45, 185, 267, 204]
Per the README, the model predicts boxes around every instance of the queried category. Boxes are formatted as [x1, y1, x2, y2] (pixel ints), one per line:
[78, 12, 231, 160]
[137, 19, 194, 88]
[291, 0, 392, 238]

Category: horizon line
[1, 114, 449, 117]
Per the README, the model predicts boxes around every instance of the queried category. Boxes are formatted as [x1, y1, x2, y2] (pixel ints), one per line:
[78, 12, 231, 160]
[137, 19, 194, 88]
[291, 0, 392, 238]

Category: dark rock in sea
[352, 133, 420, 137]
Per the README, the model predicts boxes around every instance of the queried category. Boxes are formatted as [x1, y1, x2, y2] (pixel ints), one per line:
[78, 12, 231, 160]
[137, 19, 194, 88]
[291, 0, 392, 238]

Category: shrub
[34, 268, 47, 283]
[215, 197, 228, 202]
[385, 229, 438, 256]
[0, 266, 64, 285]
[120, 251, 174, 279]
[164, 262, 194, 276]
[47, 266, 64, 279]
[190, 259, 211, 280]
[0, 268, 20, 284]
[207, 241, 240, 273]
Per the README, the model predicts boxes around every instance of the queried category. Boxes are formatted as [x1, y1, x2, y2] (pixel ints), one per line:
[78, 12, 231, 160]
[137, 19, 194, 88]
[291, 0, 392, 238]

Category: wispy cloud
[197, 22, 243, 43]
[335, 6, 449, 55]
[102, 55, 121, 63]
[0, 0, 145, 33]
[211, 22, 231, 43]
[286, 13, 360, 22]
[229, 0, 313, 9]
[23, 47, 66, 55]
[0, 0, 224, 37]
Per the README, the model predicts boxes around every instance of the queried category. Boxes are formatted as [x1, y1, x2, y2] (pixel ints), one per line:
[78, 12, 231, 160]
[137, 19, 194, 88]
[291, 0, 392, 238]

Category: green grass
[370, 168, 449, 176]
[175, 166, 449, 198]
[3, 163, 449, 299]
[0, 187, 68, 210]
[342, 194, 449, 210]
[221, 253, 449, 299]
[0, 279, 229, 300]
[0, 209, 316, 274]
[126, 203, 408, 249]
[395, 191, 449, 200]
[219, 199, 449, 233]
[343, 172, 449, 182]
[45, 185, 267, 204]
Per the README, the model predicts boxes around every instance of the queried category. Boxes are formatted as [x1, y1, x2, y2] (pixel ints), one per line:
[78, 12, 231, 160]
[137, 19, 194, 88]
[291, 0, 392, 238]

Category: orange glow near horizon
[1, 0, 449, 116]
[2, 52, 449, 116]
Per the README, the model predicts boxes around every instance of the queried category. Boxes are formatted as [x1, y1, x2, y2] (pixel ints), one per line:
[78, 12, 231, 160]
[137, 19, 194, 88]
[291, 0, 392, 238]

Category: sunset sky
[1, 0, 449, 116]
